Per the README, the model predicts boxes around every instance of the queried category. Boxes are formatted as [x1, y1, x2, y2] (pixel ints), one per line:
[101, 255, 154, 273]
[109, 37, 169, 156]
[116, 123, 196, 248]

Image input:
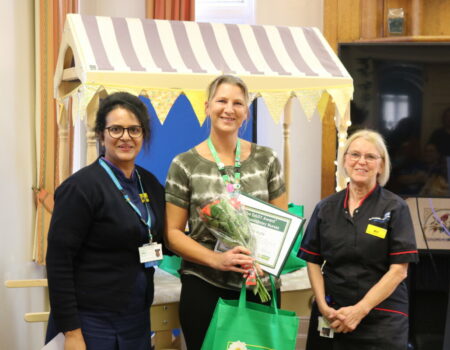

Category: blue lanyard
[99, 158, 153, 242]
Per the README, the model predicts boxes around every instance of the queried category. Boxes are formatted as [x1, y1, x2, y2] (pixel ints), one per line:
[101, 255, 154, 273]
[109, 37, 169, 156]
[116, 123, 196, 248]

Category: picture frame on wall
[406, 197, 450, 251]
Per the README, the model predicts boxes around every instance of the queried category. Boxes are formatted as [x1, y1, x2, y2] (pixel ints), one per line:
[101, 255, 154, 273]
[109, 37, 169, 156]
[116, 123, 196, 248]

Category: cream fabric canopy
[54, 14, 353, 188]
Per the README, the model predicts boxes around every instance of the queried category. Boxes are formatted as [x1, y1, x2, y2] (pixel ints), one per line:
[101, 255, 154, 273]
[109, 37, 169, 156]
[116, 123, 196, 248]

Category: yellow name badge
[366, 224, 387, 239]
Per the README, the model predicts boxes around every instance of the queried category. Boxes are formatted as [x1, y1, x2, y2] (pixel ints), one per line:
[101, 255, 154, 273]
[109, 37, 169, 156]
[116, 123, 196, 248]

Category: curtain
[34, 0, 78, 265]
[146, 0, 195, 21]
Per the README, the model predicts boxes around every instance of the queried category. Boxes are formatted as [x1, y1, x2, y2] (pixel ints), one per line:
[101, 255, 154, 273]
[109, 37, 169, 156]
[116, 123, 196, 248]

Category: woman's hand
[318, 303, 338, 322]
[64, 329, 86, 350]
[212, 245, 254, 274]
[316, 303, 345, 333]
[330, 263, 408, 333]
[332, 304, 368, 333]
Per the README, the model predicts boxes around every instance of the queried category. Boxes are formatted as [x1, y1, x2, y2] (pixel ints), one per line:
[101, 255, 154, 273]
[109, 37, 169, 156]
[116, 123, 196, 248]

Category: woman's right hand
[318, 303, 337, 322]
[64, 329, 86, 350]
[317, 302, 345, 332]
[212, 245, 254, 274]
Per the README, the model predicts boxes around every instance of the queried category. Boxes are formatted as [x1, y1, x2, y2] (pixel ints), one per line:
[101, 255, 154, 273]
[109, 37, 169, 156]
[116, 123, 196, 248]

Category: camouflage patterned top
[165, 142, 286, 290]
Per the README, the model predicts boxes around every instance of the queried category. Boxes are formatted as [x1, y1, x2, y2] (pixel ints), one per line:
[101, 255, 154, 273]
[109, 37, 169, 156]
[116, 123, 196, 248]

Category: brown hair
[206, 74, 249, 105]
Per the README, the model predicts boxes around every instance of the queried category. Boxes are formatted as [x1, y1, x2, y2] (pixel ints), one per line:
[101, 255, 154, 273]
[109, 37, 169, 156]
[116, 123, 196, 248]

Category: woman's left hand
[212, 245, 254, 273]
[332, 263, 408, 333]
[332, 304, 368, 333]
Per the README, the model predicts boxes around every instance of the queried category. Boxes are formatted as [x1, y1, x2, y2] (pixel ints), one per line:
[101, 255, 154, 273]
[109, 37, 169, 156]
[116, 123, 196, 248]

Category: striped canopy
[55, 14, 353, 125]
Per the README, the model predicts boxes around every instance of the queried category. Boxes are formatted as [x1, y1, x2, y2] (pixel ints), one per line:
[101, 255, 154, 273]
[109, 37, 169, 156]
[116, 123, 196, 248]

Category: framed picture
[406, 197, 450, 251]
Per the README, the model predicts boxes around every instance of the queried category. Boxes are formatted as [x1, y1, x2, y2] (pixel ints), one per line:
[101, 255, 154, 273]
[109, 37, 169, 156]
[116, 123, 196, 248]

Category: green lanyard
[207, 137, 241, 193]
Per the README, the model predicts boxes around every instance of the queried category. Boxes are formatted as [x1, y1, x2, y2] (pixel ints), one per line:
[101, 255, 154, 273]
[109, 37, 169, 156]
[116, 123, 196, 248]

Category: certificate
[239, 193, 305, 277]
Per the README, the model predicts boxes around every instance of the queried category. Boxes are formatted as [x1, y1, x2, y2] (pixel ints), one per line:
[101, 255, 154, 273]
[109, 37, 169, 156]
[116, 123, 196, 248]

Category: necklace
[207, 137, 241, 193]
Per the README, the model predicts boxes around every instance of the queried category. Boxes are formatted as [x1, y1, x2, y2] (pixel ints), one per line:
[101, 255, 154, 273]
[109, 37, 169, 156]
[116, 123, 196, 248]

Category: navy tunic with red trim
[299, 185, 418, 348]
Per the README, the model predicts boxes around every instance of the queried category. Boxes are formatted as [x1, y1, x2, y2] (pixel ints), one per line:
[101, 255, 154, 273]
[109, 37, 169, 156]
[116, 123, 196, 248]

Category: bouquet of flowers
[198, 195, 271, 302]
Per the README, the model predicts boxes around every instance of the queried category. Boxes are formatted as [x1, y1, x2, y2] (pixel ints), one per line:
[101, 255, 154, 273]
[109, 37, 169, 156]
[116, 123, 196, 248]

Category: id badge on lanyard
[318, 316, 335, 338]
[139, 242, 163, 268]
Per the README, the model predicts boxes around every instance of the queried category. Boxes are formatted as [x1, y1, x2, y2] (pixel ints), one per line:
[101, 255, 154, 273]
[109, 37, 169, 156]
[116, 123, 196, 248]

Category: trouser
[45, 308, 151, 350]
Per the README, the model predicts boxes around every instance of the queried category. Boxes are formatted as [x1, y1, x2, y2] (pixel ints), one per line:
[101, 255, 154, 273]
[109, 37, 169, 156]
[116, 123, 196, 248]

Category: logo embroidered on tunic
[366, 212, 390, 238]
[368, 211, 391, 224]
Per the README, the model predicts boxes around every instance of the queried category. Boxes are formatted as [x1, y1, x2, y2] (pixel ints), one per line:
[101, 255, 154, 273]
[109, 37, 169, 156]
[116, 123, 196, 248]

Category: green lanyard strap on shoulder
[207, 137, 241, 193]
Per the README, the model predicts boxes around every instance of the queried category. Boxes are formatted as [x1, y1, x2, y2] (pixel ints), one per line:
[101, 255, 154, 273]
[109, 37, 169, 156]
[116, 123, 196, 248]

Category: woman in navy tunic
[299, 129, 418, 350]
[46, 92, 165, 350]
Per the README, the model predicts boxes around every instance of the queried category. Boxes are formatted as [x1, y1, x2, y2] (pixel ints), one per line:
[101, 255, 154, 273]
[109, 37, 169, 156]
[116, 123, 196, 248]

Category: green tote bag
[201, 276, 299, 350]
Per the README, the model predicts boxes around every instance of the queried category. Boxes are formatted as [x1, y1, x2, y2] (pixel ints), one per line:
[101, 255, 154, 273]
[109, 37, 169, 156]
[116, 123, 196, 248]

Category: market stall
[53, 14, 353, 185]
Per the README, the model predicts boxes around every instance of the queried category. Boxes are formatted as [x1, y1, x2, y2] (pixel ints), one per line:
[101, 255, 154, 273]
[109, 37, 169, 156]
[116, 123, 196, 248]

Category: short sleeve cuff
[165, 192, 189, 209]
[269, 185, 286, 202]
[299, 247, 324, 265]
[389, 250, 419, 264]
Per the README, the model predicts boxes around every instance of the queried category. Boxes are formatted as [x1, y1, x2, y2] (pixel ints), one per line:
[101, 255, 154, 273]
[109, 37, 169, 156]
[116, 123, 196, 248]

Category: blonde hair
[337, 129, 391, 186]
[206, 74, 249, 105]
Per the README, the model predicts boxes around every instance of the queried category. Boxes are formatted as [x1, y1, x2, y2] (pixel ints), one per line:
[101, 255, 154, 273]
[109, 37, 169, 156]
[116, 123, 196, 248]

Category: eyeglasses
[345, 151, 382, 163]
[105, 125, 143, 139]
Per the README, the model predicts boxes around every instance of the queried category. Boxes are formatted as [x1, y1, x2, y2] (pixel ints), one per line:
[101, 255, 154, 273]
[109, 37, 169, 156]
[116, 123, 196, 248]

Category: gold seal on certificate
[239, 193, 306, 277]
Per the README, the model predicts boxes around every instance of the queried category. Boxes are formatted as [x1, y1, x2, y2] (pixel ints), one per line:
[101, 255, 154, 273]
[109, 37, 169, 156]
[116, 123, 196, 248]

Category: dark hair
[95, 92, 151, 144]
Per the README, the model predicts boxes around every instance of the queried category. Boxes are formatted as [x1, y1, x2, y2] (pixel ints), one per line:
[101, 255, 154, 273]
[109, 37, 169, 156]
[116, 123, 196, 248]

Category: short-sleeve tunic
[299, 185, 419, 348]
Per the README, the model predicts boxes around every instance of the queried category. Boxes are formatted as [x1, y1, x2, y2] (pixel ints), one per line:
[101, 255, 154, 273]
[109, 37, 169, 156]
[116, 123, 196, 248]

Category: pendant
[139, 192, 150, 203]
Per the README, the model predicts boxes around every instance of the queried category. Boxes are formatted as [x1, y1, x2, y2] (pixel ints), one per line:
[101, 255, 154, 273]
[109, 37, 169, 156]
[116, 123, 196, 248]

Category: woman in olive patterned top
[165, 75, 288, 350]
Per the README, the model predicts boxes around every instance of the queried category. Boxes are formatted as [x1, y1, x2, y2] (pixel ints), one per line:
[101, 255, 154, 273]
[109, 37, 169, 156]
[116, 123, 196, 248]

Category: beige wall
[255, 0, 323, 29]
[0, 1, 47, 349]
[80, 0, 145, 17]
[255, 0, 324, 220]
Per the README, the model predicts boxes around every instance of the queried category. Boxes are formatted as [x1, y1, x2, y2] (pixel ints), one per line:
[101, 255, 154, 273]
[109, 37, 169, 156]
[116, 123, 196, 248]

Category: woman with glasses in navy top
[300, 129, 418, 350]
[46, 92, 165, 350]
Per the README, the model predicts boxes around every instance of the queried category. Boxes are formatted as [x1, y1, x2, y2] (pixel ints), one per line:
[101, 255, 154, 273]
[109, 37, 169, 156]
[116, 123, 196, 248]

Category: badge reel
[139, 242, 163, 268]
[318, 316, 334, 338]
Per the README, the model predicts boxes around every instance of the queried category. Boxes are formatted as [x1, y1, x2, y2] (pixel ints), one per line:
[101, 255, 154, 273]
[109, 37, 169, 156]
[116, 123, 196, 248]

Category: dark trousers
[45, 309, 151, 350]
[179, 274, 280, 350]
